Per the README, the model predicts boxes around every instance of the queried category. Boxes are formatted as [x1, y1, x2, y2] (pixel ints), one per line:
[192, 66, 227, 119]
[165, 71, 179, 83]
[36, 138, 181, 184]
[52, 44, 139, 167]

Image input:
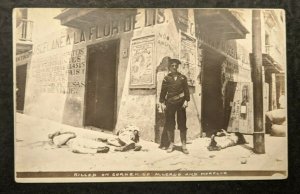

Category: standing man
[159, 58, 190, 154]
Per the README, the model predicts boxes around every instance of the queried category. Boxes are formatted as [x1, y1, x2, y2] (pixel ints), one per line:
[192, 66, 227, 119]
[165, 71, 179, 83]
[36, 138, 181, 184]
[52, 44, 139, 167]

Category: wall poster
[129, 35, 156, 89]
[227, 82, 254, 134]
[179, 31, 197, 86]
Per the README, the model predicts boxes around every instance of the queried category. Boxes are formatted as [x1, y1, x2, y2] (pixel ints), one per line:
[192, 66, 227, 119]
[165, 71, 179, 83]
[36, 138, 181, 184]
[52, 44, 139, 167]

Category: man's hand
[158, 103, 166, 113]
[182, 101, 188, 108]
[160, 103, 166, 111]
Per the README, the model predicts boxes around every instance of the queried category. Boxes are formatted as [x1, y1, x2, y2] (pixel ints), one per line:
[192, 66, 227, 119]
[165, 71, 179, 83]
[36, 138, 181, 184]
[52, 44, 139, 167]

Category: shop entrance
[16, 64, 27, 112]
[85, 40, 119, 131]
[201, 49, 225, 136]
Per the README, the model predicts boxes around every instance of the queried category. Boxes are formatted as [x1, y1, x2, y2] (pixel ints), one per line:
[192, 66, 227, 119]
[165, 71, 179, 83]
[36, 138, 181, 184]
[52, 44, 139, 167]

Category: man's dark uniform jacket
[159, 72, 190, 104]
[159, 71, 190, 149]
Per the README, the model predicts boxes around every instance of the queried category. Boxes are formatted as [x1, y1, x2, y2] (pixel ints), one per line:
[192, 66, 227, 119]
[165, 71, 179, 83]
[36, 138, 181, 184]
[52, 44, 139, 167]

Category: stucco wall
[117, 9, 203, 142]
[24, 28, 87, 126]
[22, 8, 203, 142]
[116, 9, 172, 141]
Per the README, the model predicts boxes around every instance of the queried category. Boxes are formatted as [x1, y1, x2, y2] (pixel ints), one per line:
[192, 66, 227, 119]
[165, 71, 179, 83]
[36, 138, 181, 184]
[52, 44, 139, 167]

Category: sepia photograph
[14, 8, 287, 182]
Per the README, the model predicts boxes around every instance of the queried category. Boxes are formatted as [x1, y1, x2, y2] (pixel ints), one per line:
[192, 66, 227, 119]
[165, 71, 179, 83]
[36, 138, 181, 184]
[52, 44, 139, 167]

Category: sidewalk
[15, 113, 287, 172]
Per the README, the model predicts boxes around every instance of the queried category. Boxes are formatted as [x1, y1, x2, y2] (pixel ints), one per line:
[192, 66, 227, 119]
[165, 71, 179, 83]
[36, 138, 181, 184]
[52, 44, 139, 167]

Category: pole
[252, 10, 265, 154]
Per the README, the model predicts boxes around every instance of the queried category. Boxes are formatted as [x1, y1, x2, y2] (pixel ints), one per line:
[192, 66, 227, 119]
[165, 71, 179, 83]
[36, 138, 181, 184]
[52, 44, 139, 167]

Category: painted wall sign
[29, 46, 86, 95]
[88, 9, 165, 41]
[24, 29, 87, 123]
[179, 32, 197, 86]
[33, 9, 166, 53]
[16, 51, 32, 66]
[16, 51, 31, 63]
[129, 35, 156, 89]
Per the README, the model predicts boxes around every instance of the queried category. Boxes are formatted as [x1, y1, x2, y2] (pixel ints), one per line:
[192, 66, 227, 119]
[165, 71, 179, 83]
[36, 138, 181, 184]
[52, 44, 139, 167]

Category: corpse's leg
[114, 143, 135, 152]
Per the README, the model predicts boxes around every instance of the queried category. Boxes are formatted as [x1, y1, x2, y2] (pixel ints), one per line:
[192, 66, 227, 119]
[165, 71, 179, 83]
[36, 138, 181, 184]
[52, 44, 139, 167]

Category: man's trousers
[164, 100, 187, 132]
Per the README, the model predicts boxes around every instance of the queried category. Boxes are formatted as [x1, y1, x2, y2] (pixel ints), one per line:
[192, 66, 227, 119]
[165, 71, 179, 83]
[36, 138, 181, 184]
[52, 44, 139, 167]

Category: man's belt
[168, 92, 184, 101]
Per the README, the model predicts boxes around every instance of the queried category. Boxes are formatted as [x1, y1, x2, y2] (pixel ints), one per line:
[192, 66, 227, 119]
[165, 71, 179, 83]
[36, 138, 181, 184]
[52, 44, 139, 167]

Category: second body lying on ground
[207, 129, 247, 151]
[48, 125, 142, 154]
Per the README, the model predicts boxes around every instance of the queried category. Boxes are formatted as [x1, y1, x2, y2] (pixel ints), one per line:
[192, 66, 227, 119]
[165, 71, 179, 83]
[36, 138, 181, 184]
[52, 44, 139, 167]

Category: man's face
[169, 62, 178, 73]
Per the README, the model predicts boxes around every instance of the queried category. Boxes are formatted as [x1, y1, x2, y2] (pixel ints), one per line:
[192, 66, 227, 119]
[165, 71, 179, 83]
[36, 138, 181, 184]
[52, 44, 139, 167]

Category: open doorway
[16, 64, 27, 112]
[201, 49, 225, 136]
[84, 39, 119, 131]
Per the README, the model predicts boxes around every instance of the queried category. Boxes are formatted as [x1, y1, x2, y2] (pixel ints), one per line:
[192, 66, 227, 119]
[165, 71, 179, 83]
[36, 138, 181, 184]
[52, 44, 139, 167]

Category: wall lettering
[30, 48, 86, 95]
[33, 9, 166, 55]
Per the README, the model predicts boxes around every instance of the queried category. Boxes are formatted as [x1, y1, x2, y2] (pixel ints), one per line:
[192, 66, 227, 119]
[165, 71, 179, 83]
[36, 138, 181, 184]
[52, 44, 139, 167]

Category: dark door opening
[223, 81, 238, 130]
[85, 40, 119, 131]
[16, 64, 27, 112]
[201, 49, 225, 136]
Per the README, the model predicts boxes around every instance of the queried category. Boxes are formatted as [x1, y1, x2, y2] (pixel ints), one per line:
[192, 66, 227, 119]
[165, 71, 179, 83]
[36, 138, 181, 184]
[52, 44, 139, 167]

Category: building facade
[15, 8, 33, 112]
[15, 9, 286, 142]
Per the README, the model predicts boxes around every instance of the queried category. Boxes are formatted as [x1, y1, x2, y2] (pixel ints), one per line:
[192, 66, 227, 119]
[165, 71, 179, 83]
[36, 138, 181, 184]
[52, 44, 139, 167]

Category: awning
[16, 42, 33, 55]
[54, 8, 136, 28]
[194, 9, 249, 40]
[249, 53, 282, 74]
[262, 53, 282, 73]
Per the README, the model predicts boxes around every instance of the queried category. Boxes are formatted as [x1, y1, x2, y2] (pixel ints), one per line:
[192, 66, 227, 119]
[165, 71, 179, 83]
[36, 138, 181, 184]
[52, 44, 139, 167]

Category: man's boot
[166, 130, 175, 153]
[180, 131, 189, 154]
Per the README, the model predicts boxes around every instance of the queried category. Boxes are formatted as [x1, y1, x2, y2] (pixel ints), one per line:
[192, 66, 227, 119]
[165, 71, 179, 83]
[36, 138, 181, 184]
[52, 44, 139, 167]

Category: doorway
[85, 39, 119, 131]
[201, 49, 225, 136]
[16, 64, 27, 112]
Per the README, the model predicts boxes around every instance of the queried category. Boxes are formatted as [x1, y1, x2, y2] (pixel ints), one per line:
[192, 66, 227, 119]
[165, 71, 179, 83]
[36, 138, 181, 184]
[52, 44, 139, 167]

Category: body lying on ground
[48, 125, 142, 154]
[106, 125, 142, 152]
[48, 131, 110, 154]
[207, 129, 247, 151]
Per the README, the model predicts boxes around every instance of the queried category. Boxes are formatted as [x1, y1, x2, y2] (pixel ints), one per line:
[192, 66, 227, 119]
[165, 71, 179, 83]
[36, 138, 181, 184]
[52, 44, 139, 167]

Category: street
[15, 113, 287, 174]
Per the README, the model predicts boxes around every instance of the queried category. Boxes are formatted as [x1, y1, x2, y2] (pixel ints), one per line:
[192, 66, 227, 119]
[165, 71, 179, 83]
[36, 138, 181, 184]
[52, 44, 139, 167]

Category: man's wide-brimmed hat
[169, 58, 181, 65]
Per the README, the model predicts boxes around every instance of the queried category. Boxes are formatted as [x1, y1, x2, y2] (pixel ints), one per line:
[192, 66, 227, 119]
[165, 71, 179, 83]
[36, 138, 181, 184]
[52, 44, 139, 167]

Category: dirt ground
[15, 113, 287, 180]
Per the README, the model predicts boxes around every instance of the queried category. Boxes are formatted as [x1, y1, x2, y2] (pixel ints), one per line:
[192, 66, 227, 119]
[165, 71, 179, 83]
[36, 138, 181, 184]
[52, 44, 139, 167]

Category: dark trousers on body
[160, 100, 187, 148]
[164, 101, 187, 132]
